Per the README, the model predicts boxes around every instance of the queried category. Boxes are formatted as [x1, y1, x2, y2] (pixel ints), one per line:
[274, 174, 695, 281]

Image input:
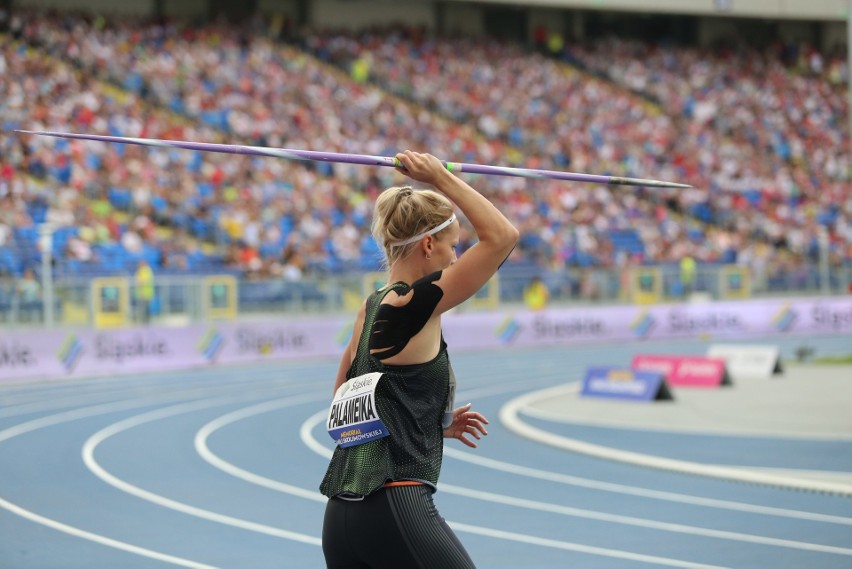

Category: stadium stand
[1, 10, 850, 318]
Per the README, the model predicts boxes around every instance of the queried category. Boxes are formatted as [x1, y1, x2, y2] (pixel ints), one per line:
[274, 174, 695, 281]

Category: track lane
[1, 341, 851, 568]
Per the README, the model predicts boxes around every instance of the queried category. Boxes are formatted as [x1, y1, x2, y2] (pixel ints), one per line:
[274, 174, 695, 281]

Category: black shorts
[322, 484, 476, 569]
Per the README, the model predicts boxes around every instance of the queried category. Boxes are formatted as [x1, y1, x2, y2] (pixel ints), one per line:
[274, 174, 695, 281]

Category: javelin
[15, 129, 692, 189]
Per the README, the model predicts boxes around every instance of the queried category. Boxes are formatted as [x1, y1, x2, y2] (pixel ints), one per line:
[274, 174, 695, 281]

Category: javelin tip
[608, 176, 693, 189]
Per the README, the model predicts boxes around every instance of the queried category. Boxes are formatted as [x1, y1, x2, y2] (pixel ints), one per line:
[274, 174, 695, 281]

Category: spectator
[2, 13, 848, 286]
[281, 244, 305, 282]
[134, 259, 155, 323]
[679, 255, 696, 298]
[16, 267, 42, 321]
[523, 275, 549, 310]
[16, 267, 41, 303]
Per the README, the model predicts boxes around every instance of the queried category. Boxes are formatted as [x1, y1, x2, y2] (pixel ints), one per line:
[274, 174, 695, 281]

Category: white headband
[387, 214, 457, 248]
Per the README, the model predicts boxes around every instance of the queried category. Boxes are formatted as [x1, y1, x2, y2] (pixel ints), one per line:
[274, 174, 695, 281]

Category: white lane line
[445, 371, 852, 526]
[0, 495, 217, 569]
[0, 379, 316, 441]
[195, 399, 327, 503]
[0, 371, 320, 418]
[443, 447, 852, 526]
[0, 397, 191, 444]
[0, 374, 210, 406]
[299, 410, 852, 557]
[314, 383, 851, 529]
[0, 389, 154, 419]
[82, 394, 324, 547]
[198, 407, 728, 568]
[447, 522, 723, 569]
[0, 363, 331, 407]
[0, 383, 227, 419]
[442, 485, 852, 556]
[0, 382, 312, 567]
[501, 383, 852, 497]
[521, 396, 852, 441]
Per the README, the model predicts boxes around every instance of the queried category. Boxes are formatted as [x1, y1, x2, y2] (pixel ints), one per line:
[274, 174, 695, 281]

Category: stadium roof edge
[441, 0, 851, 22]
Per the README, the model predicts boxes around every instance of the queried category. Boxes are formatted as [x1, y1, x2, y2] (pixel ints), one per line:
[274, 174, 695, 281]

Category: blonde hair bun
[372, 186, 454, 266]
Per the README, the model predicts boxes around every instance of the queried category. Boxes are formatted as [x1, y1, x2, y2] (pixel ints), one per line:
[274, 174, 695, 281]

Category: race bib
[327, 372, 391, 448]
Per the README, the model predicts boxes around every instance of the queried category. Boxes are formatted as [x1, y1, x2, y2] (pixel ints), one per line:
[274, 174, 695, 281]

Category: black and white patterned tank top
[320, 271, 455, 498]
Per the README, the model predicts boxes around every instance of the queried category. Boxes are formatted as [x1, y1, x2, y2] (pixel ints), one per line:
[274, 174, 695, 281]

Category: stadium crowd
[302, 28, 852, 265]
[569, 37, 852, 247]
[1, 12, 850, 297]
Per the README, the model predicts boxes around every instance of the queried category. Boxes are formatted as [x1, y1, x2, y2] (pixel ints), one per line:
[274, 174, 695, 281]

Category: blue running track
[1, 335, 851, 568]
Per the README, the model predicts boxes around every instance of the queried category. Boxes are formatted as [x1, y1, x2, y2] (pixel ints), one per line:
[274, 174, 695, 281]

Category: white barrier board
[2, 295, 850, 384]
[706, 344, 783, 380]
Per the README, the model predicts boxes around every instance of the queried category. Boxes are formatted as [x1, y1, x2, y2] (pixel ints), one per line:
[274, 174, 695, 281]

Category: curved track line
[91, 390, 726, 568]
[446, 521, 724, 568]
[312, 406, 852, 526]
[0, 377, 318, 432]
[295, 409, 852, 556]
[0, 382, 218, 419]
[442, 447, 852, 526]
[0, 495, 217, 568]
[447, 521, 713, 567]
[192, 376, 566, 502]
[0, 396, 207, 444]
[0, 391, 151, 419]
[501, 383, 852, 497]
[439, 484, 852, 555]
[82, 394, 323, 546]
[0, 384, 312, 566]
[521, 395, 852, 441]
[195, 399, 327, 503]
[0, 399, 231, 567]
[197, 406, 728, 568]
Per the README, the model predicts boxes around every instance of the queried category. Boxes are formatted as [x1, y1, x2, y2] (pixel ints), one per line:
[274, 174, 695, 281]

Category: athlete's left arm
[443, 403, 489, 448]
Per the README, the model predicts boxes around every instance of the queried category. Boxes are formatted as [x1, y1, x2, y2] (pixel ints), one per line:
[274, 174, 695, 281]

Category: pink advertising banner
[631, 354, 729, 387]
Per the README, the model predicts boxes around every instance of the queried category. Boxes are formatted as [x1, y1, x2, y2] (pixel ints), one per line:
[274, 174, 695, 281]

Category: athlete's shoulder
[411, 270, 443, 288]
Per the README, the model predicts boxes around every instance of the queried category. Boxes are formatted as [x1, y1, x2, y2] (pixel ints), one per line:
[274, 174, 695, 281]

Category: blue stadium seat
[55, 258, 81, 277]
[687, 228, 704, 240]
[743, 191, 762, 206]
[573, 251, 597, 267]
[151, 195, 168, 215]
[108, 187, 133, 210]
[359, 236, 383, 271]
[0, 248, 23, 277]
[190, 217, 212, 240]
[13, 226, 38, 246]
[0, 283, 11, 321]
[52, 226, 79, 255]
[124, 71, 144, 93]
[139, 245, 162, 268]
[260, 242, 283, 260]
[196, 182, 213, 198]
[169, 212, 190, 232]
[689, 203, 714, 224]
[498, 263, 538, 301]
[200, 109, 229, 130]
[608, 229, 645, 255]
[85, 151, 101, 170]
[27, 202, 48, 224]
